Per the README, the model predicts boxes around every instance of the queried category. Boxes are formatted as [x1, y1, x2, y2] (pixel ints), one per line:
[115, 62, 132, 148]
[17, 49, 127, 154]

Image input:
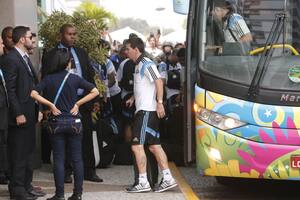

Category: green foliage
[39, 0, 117, 63]
[39, 11, 73, 50]
[75, 0, 117, 27]
[38, 1, 117, 95]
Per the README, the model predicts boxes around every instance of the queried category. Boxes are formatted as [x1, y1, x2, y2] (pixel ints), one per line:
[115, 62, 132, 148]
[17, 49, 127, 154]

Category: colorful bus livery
[194, 87, 300, 180]
[172, 0, 300, 181]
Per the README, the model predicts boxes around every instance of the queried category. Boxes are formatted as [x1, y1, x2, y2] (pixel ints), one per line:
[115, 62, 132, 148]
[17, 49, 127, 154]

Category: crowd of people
[0, 22, 186, 200]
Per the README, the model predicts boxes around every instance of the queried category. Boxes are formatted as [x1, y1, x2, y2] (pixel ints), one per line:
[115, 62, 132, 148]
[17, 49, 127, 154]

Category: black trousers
[41, 125, 51, 163]
[8, 125, 35, 196]
[110, 93, 122, 116]
[80, 108, 96, 177]
[0, 129, 8, 173]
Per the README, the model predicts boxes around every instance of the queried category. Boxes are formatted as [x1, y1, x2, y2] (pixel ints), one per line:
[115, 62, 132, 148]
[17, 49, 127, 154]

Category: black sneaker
[67, 194, 81, 200]
[125, 182, 151, 193]
[153, 178, 177, 193]
[47, 195, 65, 200]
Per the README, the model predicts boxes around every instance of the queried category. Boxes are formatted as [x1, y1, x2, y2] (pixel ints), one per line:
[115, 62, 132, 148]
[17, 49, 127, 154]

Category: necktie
[67, 47, 76, 70]
[23, 55, 33, 75]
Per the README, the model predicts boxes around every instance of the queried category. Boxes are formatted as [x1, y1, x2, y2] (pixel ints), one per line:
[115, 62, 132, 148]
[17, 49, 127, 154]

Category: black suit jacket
[2, 48, 38, 126]
[0, 57, 8, 130]
[41, 45, 96, 110]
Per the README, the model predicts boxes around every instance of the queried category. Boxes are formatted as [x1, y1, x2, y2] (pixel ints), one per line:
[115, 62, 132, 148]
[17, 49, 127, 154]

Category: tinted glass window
[201, 0, 300, 91]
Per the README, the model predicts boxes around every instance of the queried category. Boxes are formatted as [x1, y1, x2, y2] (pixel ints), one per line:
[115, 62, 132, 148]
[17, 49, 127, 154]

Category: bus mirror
[173, 0, 189, 15]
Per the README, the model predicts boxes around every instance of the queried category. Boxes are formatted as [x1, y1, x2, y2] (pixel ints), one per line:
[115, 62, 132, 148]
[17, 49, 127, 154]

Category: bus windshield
[201, 0, 300, 94]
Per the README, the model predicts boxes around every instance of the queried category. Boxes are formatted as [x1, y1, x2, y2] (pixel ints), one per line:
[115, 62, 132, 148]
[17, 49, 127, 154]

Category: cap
[162, 41, 173, 48]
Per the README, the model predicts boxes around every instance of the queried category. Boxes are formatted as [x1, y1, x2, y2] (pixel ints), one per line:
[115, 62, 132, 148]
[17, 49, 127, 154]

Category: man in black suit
[2, 26, 44, 200]
[0, 37, 9, 185]
[41, 24, 103, 183]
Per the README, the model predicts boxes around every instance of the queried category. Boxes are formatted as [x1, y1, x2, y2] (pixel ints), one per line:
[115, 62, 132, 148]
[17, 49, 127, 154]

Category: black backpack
[167, 64, 181, 90]
[96, 117, 116, 168]
[119, 59, 135, 92]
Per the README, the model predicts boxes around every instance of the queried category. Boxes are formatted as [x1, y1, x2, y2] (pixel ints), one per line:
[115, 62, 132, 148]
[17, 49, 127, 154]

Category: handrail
[250, 44, 299, 56]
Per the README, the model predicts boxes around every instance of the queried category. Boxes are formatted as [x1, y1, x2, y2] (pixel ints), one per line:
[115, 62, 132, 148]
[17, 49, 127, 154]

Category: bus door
[173, 0, 203, 164]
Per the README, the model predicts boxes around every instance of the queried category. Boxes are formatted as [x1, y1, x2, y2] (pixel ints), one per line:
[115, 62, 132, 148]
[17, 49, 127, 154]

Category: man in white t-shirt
[124, 37, 177, 193]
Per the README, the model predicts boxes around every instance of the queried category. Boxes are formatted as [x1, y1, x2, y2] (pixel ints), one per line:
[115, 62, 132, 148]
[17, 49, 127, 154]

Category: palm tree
[75, 1, 117, 28]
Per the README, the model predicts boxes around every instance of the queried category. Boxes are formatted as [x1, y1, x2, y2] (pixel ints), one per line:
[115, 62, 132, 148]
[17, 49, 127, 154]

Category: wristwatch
[157, 100, 163, 104]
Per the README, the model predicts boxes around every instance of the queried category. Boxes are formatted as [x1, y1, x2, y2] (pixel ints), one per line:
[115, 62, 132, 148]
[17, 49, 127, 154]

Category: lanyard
[0, 69, 5, 87]
[53, 72, 71, 105]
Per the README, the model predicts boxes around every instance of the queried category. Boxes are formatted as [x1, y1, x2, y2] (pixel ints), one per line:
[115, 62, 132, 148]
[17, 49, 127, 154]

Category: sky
[98, 0, 187, 31]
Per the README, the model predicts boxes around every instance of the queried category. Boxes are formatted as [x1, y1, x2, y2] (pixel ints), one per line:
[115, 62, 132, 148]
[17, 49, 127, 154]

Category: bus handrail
[250, 44, 299, 56]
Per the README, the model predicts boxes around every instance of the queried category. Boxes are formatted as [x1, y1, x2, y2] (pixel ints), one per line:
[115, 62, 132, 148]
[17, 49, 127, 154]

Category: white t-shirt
[224, 13, 250, 42]
[117, 58, 132, 99]
[106, 58, 121, 97]
[145, 47, 163, 58]
[158, 61, 182, 99]
[134, 57, 161, 113]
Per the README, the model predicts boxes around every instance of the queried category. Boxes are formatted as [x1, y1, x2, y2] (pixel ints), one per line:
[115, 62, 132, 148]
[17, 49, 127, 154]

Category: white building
[44, 0, 69, 14]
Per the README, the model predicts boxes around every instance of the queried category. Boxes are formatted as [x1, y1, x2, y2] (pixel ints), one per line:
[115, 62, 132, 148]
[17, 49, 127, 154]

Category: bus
[174, 0, 300, 181]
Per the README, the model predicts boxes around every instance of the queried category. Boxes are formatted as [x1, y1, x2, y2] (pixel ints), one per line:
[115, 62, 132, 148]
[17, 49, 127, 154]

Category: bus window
[205, 0, 253, 56]
[202, 0, 300, 93]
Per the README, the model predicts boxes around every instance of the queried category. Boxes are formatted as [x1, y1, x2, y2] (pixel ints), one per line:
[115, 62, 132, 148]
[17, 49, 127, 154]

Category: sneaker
[47, 195, 65, 200]
[125, 182, 151, 193]
[153, 178, 177, 193]
[67, 194, 81, 200]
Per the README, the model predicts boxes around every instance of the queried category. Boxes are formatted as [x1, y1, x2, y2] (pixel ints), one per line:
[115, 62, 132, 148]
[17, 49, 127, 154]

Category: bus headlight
[195, 106, 246, 130]
[209, 147, 222, 161]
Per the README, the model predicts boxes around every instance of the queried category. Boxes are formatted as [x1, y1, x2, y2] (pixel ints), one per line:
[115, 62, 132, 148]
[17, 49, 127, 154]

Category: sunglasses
[25, 35, 33, 40]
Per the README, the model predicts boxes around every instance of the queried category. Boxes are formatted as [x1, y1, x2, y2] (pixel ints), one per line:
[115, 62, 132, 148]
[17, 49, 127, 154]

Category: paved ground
[0, 164, 185, 200]
[181, 165, 300, 200]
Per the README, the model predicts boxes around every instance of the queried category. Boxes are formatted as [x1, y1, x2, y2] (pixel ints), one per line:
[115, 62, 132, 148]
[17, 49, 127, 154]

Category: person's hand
[156, 103, 165, 118]
[16, 115, 26, 126]
[70, 104, 79, 116]
[38, 111, 43, 122]
[50, 104, 61, 116]
[126, 97, 134, 107]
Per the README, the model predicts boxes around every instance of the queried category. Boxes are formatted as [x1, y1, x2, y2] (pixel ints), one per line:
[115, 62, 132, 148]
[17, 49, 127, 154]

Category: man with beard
[2, 26, 44, 200]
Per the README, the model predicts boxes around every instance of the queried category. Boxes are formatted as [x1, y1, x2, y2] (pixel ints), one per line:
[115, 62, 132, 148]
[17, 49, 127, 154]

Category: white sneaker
[153, 178, 177, 193]
[125, 182, 151, 193]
